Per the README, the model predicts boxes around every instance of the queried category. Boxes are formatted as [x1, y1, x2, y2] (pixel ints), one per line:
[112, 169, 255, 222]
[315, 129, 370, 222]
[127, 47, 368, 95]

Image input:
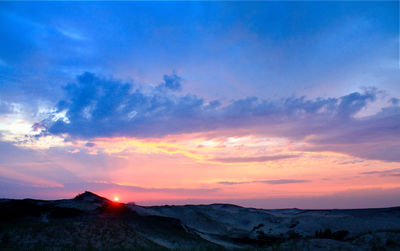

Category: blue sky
[1, 1, 398, 103]
[0, 2, 399, 207]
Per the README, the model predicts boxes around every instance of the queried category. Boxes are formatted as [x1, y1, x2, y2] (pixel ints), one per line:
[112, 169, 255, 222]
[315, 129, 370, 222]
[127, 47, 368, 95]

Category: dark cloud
[337, 160, 364, 165]
[35, 72, 208, 138]
[259, 179, 310, 184]
[218, 179, 310, 185]
[390, 98, 399, 105]
[302, 143, 400, 163]
[361, 168, 400, 177]
[218, 181, 248, 185]
[335, 90, 376, 118]
[156, 73, 182, 92]
[35, 72, 400, 162]
[85, 142, 95, 148]
[212, 155, 297, 163]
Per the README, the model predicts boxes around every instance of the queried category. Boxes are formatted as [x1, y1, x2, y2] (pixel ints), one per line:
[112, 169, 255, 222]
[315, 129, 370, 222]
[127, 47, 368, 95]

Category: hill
[1, 191, 400, 250]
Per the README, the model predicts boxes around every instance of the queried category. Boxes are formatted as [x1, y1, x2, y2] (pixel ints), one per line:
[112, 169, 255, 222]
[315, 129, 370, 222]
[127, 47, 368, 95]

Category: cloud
[156, 73, 182, 92]
[34, 72, 208, 138]
[34, 72, 400, 162]
[390, 98, 399, 105]
[56, 27, 87, 41]
[302, 143, 400, 163]
[218, 179, 310, 185]
[259, 179, 310, 184]
[61, 182, 220, 196]
[150, 187, 400, 209]
[218, 181, 248, 185]
[361, 168, 400, 177]
[85, 142, 95, 148]
[0, 140, 220, 199]
[0, 140, 109, 185]
[337, 159, 364, 165]
[0, 100, 13, 115]
[212, 154, 297, 163]
[0, 177, 220, 200]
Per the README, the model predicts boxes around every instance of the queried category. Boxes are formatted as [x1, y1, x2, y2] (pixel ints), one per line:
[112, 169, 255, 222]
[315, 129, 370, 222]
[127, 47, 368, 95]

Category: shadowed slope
[1, 192, 400, 250]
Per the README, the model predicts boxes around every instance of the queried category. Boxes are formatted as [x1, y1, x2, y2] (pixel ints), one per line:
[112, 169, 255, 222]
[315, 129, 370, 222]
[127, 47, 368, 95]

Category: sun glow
[113, 196, 119, 202]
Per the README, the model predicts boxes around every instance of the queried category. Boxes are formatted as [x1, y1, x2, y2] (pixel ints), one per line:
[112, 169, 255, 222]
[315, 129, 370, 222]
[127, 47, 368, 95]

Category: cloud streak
[61, 182, 220, 196]
[218, 179, 310, 185]
[361, 168, 400, 177]
[211, 154, 297, 163]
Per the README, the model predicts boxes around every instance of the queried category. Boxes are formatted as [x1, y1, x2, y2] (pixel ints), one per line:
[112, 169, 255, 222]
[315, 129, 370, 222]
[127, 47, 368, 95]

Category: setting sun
[113, 197, 119, 202]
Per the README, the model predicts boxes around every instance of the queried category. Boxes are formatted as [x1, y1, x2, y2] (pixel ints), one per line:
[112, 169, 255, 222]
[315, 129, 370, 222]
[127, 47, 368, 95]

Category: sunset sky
[0, 1, 399, 209]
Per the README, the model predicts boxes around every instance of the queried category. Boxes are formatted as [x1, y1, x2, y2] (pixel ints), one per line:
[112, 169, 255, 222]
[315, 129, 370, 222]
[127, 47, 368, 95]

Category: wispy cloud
[62, 182, 220, 196]
[337, 159, 365, 165]
[56, 27, 87, 41]
[211, 154, 297, 163]
[218, 179, 310, 185]
[361, 168, 400, 177]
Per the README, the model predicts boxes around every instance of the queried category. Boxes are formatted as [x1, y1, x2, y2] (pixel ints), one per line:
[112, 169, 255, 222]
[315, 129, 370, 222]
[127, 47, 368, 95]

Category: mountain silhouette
[1, 191, 400, 250]
[74, 191, 109, 203]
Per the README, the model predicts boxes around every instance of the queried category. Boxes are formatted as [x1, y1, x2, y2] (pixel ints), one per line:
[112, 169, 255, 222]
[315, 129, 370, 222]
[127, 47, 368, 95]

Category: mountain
[1, 192, 400, 250]
[73, 191, 110, 203]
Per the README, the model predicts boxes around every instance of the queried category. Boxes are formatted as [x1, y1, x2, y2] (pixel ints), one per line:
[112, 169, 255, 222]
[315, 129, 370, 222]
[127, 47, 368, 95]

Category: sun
[113, 196, 119, 202]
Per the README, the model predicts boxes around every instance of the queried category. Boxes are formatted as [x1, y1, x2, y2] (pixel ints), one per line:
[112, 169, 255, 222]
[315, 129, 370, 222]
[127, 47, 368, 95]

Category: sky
[0, 1, 399, 209]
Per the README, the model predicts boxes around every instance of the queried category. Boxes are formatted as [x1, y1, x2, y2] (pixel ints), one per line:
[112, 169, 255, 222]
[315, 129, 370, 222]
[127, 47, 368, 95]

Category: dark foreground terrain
[1, 192, 400, 250]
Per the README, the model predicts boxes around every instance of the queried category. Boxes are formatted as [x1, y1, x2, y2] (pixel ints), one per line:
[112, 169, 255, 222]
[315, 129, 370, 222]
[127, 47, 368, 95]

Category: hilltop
[1, 191, 400, 250]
